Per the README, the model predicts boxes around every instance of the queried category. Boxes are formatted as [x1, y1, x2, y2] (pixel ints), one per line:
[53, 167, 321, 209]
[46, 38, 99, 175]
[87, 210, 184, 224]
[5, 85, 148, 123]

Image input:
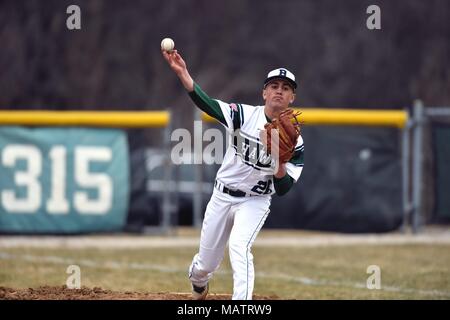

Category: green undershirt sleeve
[188, 83, 227, 126]
[273, 173, 294, 196]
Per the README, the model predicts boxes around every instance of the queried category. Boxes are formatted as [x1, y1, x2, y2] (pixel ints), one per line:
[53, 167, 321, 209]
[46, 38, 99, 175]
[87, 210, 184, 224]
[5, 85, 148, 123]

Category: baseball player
[162, 50, 304, 300]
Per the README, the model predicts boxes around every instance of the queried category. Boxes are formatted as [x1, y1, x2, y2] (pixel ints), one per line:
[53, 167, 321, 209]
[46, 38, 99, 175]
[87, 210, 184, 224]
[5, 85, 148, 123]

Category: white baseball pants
[188, 188, 271, 300]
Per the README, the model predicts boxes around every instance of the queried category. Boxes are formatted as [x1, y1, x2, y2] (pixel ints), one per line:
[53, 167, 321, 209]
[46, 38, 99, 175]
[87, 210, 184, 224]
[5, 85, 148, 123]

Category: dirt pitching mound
[0, 286, 278, 300]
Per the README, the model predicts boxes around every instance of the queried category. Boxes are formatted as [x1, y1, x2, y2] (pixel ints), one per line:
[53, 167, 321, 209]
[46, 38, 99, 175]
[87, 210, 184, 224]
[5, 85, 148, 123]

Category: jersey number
[251, 180, 272, 195]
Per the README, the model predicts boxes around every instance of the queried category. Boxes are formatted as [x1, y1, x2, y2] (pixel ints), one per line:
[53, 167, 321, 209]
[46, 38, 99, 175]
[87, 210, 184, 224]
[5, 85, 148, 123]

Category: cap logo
[279, 69, 287, 77]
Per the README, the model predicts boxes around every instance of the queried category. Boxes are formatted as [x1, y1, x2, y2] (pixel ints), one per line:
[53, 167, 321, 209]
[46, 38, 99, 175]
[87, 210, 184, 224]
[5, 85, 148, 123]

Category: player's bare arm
[162, 49, 228, 126]
[162, 50, 194, 92]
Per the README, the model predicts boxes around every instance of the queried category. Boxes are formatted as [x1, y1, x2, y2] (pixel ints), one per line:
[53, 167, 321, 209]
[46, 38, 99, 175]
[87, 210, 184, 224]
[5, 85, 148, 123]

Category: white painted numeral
[74, 147, 113, 215]
[47, 146, 70, 214]
[1, 145, 42, 213]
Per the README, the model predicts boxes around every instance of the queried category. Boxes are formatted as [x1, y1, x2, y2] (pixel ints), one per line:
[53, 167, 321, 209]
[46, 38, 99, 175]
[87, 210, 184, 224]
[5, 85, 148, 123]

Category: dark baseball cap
[263, 68, 297, 90]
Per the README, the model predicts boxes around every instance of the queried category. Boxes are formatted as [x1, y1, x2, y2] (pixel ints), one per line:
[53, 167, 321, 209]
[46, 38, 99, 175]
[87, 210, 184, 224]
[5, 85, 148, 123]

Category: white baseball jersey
[214, 101, 304, 196]
[187, 82, 304, 300]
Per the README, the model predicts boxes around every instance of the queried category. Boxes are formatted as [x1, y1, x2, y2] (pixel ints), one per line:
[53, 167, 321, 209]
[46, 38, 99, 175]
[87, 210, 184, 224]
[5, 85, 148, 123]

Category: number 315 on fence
[0, 127, 129, 233]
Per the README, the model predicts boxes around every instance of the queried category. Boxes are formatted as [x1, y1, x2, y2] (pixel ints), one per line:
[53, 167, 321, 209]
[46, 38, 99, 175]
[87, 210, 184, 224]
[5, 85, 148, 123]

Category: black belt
[215, 180, 248, 197]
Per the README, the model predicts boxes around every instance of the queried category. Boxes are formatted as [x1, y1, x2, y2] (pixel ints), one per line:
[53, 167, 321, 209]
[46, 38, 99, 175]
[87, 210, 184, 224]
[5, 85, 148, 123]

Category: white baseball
[161, 38, 175, 52]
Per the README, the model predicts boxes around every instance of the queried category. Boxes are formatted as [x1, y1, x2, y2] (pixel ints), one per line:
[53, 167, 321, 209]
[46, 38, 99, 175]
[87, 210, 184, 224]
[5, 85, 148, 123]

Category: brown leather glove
[263, 108, 301, 163]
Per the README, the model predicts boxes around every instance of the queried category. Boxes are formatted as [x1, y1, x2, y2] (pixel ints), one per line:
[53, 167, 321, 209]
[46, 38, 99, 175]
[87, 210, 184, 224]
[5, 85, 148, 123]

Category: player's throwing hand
[162, 49, 194, 91]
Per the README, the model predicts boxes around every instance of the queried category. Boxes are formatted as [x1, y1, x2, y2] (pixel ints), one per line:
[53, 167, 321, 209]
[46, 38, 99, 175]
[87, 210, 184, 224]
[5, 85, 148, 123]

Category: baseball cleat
[192, 283, 209, 300]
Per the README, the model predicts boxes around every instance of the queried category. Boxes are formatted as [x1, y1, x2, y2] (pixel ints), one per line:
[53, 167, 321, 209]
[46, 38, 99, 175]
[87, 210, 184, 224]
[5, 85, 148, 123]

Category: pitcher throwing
[162, 48, 304, 300]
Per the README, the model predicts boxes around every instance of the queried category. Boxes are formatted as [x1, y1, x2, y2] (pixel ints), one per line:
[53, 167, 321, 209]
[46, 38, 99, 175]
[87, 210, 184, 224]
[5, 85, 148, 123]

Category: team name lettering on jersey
[231, 130, 273, 172]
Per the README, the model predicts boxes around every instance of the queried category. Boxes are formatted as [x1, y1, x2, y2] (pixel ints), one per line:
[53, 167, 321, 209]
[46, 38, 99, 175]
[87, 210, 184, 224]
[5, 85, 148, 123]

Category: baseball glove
[262, 108, 301, 163]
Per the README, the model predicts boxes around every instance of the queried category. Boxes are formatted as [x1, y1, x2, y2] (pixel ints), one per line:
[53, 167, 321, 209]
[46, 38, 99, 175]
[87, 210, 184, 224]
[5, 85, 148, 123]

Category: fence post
[193, 109, 203, 228]
[411, 100, 425, 233]
[401, 110, 413, 232]
[162, 110, 173, 234]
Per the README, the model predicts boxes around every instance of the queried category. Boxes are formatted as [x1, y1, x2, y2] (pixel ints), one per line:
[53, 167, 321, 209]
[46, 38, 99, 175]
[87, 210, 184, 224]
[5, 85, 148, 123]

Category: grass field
[1, 228, 449, 300]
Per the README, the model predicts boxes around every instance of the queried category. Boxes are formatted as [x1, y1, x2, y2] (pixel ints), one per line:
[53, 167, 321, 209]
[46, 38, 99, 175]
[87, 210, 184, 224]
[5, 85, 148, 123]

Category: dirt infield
[0, 286, 277, 300]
